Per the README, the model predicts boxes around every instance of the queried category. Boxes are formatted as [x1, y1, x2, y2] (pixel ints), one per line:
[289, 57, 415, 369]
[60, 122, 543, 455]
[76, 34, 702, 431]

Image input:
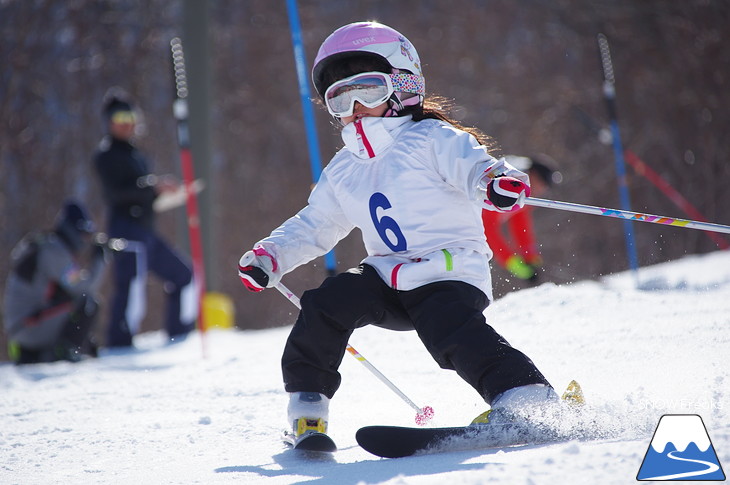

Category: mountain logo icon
[637, 414, 726, 481]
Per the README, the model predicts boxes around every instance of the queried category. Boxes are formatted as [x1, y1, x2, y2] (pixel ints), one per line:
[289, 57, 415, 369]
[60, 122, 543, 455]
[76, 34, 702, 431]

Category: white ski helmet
[311, 21, 425, 110]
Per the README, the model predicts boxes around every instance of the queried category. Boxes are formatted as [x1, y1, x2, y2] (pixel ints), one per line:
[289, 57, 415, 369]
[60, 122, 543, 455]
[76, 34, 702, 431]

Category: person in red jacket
[482, 154, 561, 282]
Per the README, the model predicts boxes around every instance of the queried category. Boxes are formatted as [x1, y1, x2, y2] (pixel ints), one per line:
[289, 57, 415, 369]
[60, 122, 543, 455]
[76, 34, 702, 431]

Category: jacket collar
[341, 116, 412, 159]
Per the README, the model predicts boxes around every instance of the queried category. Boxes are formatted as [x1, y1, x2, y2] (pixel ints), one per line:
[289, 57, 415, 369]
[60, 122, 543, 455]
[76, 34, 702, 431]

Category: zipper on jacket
[354, 119, 376, 158]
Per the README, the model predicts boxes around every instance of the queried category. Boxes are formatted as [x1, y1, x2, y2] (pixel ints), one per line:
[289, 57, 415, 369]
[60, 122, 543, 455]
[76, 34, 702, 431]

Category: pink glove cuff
[253, 246, 278, 272]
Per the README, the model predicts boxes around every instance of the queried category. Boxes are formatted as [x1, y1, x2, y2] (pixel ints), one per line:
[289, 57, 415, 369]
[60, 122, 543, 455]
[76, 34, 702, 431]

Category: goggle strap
[390, 73, 425, 96]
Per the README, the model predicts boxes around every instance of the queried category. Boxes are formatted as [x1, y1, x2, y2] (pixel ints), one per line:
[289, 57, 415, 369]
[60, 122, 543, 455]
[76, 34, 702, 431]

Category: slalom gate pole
[285, 0, 337, 277]
[171, 37, 207, 357]
[598, 33, 639, 278]
[526, 197, 730, 235]
[275, 282, 434, 425]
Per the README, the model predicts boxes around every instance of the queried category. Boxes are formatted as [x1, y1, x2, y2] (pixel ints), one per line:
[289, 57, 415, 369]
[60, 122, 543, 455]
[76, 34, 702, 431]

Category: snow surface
[2, 251, 729, 484]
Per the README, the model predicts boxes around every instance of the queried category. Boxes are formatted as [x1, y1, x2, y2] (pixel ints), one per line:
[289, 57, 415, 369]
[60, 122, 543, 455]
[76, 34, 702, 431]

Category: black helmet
[102, 87, 135, 123]
[54, 200, 95, 252]
[529, 154, 563, 187]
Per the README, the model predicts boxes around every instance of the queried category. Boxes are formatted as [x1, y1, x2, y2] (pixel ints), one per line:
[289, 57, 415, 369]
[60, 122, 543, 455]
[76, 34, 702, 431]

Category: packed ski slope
[2, 250, 728, 484]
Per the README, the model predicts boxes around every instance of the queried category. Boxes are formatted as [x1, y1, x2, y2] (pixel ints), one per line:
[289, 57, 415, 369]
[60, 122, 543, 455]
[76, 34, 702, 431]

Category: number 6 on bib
[369, 192, 407, 252]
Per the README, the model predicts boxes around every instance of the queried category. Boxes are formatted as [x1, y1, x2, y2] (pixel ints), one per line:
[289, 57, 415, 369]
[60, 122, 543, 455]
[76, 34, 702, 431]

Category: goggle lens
[324, 72, 393, 118]
[111, 111, 136, 125]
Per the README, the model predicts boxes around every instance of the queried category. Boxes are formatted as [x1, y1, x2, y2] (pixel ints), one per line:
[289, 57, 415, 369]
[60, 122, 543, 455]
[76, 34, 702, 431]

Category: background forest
[2, 0, 728, 360]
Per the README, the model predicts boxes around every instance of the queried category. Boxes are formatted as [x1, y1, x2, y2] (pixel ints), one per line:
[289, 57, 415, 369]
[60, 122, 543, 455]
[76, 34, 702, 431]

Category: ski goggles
[324, 71, 425, 118]
[110, 110, 137, 125]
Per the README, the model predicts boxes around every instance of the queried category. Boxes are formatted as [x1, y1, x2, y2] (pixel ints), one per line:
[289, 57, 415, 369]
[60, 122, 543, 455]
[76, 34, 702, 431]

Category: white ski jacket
[256, 115, 528, 301]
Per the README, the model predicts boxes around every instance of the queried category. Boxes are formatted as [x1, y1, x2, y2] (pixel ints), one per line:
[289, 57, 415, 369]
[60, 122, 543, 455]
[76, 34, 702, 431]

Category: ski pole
[275, 282, 434, 425]
[526, 197, 730, 235]
[285, 0, 337, 278]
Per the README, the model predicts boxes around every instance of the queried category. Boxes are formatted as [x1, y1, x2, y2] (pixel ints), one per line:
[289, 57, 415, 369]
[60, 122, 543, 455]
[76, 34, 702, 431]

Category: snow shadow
[213, 445, 544, 484]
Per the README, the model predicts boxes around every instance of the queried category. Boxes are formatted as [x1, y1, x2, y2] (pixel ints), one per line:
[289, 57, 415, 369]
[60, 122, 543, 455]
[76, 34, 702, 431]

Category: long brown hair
[318, 54, 499, 154]
[400, 96, 498, 154]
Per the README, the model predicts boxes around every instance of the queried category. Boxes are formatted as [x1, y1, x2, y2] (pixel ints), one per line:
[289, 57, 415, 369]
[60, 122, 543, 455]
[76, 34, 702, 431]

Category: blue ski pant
[106, 218, 195, 347]
[281, 264, 550, 404]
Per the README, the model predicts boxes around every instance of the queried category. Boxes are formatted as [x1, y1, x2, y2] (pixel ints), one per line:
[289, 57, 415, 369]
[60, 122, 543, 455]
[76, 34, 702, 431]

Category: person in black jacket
[93, 88, 196, 348]
[3, 201, 105, 364]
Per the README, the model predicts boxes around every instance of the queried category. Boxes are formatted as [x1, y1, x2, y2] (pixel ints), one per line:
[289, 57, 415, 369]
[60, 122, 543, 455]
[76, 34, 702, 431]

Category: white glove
[238, 246, 280, 292]
[480, 176, 531, 212]
[477, 158, 531, 212]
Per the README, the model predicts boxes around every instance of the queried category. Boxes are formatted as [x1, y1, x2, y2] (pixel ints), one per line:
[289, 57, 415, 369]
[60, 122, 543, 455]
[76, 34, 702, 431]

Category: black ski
[283, 431, 337, 453]
[356, 423, 556, 458]
[358, 381, 590, 458]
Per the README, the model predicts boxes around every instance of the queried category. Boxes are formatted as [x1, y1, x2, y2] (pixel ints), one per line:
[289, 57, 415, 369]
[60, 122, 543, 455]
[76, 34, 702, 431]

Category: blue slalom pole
[286, 0, 337, 276]
[597, 33, 639, 281]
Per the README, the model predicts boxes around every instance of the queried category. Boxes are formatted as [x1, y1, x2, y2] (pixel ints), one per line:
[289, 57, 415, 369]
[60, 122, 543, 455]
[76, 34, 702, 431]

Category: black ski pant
[282, 264, 550, 404]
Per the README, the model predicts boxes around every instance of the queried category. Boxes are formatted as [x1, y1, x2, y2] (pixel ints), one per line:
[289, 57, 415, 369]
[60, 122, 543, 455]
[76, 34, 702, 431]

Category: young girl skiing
[239, 21, 559, 442]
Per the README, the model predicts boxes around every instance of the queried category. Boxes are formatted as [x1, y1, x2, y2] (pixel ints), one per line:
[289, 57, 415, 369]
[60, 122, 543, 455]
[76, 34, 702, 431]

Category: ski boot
[285, 392, 336, 452]
[472, 382, 586, 442]
[473, 384, 559, 421]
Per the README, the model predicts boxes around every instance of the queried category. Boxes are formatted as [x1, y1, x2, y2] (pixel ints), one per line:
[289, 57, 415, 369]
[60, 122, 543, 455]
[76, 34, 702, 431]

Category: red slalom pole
[171, 37, 207, 356]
